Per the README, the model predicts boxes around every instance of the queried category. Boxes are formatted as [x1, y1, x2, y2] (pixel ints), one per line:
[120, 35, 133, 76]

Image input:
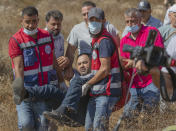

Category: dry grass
[0, 0, 175, 131]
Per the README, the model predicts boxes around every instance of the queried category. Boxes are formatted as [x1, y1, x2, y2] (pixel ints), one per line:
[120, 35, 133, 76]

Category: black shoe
[44, 107, 81, 127]
[58, 107, 82, 127]
[12, 78, 27, 105]
[43, 110, 64, 126]
[57, 106, 76, 115]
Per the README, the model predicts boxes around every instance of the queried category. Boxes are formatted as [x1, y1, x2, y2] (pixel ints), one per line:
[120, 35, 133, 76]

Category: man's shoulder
[59, 33, 64, 38]
[72, 22, 86, 30]
[38, 28, 50, 36]
[105, 22, 118, 30]
[12, 28, 23, 38]
[142, 25, 159, 33]
[105, 22, 119, 37]
[148, 16, 162, 28]
[121, 33, 130, 42]
[159, 24, 174, 31]
[150, 16, 162, 23]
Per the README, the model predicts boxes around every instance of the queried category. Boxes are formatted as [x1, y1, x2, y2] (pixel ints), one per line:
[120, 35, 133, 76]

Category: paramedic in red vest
[8, 6, 62, 131]
[82, 7, 122, 131]
[120, 8, 164, 121]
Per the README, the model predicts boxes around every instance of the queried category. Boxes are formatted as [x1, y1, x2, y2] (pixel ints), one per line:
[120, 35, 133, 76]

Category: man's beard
[48, 29, 60, 36]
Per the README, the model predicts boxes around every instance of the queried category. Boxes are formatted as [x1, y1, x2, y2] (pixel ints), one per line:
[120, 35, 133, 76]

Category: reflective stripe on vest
[24, 65, 53, 76]
[19, 36, 52, 49]
[92, 82, 121, 92]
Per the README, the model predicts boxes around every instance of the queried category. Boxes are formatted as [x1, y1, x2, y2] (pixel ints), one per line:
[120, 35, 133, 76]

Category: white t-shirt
[162, 35, 176, 73]
[67, 21, 119, 55]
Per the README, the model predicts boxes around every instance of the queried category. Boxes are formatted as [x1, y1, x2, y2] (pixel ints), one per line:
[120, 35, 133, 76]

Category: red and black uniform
[9, 28, 57, 88]
[90, 29, 122, 97]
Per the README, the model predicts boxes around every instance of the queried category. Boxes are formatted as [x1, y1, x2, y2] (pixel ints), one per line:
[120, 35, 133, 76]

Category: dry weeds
[0, 0, 175, 131]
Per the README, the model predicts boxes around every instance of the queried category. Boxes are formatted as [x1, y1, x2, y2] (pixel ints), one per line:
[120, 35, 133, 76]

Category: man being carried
[44, 53, 92, 126]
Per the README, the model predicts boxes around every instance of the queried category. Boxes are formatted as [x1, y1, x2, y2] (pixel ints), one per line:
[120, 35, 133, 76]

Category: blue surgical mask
[23, 28, 38, 35]
[88, 21, 102, 35]
[126, 25, 139, 33]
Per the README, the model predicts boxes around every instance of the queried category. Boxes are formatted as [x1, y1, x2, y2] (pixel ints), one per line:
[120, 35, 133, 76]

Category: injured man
[43, 53, 93, 127]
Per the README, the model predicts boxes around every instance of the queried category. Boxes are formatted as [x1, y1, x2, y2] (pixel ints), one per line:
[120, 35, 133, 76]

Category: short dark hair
[45, 10, 63, 22]
[82, 1, 96, 8]
[77, 53, 91, 60]
[22, 6, 38, 17]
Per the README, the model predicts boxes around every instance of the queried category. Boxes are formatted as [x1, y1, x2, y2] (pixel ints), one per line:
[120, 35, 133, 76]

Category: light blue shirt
[53, 33, 64, 58]
[122, 16, 163, 37]
[44, 27, 64, 58]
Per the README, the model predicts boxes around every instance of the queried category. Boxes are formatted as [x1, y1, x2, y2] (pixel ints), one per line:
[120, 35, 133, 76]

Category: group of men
[8, 0, 176, 131]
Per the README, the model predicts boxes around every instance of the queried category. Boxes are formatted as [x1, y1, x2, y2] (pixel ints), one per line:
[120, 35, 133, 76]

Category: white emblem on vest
[92, 50, 97, 60]
[45, 45, 51, 54]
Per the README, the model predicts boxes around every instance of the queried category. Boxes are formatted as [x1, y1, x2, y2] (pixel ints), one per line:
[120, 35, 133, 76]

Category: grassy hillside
[0, 0, 173, 130]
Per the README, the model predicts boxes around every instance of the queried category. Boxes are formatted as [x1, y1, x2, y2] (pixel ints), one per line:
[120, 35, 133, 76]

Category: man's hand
[135, 60, 148, 72]
[82, 83, 91, 96]
[57, 56, 70, 70]
[12, 77, 26, 105]
[122, 58, 135, 69]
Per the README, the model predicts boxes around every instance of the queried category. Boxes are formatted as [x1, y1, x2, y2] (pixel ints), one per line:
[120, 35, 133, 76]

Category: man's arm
[65, 44, 77, 66]
[63, 44, 77, 80]
[87, 57, 110, 86]
[13, 55, 24, 79]
[53, 53, 63, 87]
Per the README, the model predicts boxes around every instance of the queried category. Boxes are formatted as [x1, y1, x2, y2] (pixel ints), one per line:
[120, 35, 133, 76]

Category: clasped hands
[122, 58, 149, 73]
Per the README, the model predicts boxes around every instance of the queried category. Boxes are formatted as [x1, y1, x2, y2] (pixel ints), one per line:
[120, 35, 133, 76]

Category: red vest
[12, 28, 57, 87]
[90, 29, 122, 96]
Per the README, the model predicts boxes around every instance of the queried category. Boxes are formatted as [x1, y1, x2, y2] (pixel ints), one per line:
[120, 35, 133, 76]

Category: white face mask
[88, 21, 102, 35]
[23, 28, 38, 35]
[126, 25, 140, 33]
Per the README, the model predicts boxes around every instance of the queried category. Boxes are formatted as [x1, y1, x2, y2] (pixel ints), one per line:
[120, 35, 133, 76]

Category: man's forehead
[125, 15, 138, 20]
[48, 16, 62, 22]
[171, 12, 176, 15]
[77, 55, 90, 62]
[81, 6, 93, 13]
[22, 14, 38, 19]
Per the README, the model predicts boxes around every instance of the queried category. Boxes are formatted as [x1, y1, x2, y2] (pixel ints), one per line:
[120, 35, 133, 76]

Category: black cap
[88, 7, 104, 20]
[137, 0, 151, 11]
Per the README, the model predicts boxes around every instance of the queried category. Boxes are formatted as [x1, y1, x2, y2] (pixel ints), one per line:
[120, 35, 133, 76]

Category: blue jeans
[54, 74, 92, 126]
[124, 83, 160, 118]
[85, 96, 120, 131]
[16, 100, 49, 131]
[16, 85, 66, 131]
[25, 84, 66, 101]
[61, 74, 92, 110]
[25, 84, 66, 110]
